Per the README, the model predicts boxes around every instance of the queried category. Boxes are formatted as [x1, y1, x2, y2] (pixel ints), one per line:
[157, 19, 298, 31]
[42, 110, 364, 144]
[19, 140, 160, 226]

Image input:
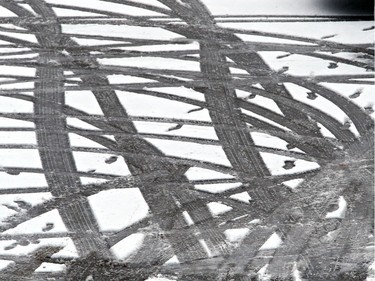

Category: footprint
[105, 156, 118, 164]
[283, 160, 296, 170]
[328, 62, 338, 69]
[306, 92, 318, 100]
[42, 222, 54, 232]
[349, 89, 362, 99]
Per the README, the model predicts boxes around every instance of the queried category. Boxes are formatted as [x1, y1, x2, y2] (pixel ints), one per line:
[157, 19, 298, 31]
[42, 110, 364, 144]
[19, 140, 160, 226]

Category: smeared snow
[80, 177, 109, 185]
[88, 188, 149, 232]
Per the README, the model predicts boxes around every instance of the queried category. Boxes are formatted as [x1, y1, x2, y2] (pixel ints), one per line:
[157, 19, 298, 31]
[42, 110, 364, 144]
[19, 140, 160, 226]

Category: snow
[69, 133, 107, 149]
[164, 255, 179, 265]
[3, 209, 67, 235]
[202, 0, 371, 16]
[194, 182, 242, 193]
[0, 6, 16, 17]
[198, 239, 212, 257]
[0, 149, 42, 169]
[321, 83, 375, 119]
[66, 118, 101, 131]
[259, 232, 283, 250]
[185, 167, 234, 181]
[0, 259, 14, 270]
[220, 21, 374, 44]
[236, 90, 284, 115]
[110, 233, 145, 260]
[260, 152, 320, 175]
[62, 24, 180, 40]
[0, 172, 48, 189]
[65, 91, 104, 115]
[88, 188, 149, 232]
[99, 57, 200, 72]
[0, 81, 34, 90]
[134, 121, 218, 140]
[52, 7, 105, 17]
[284, 82, 360, 136]
[282, 178, 304, 190]
[120, 42, 199, 52]
[229, 191, 251, 203]
[241, 108, 291, 131]
[35, 262, 67, 272]
[0, 31, 37, 44]
[207, 202, 232, 216]
[144, 138, 232, 167]
[71, 37, 127, 46]
[116, 91, 212, 121]
[0, 65, 35, 77]
[0, 192, 52, 223]
[73, 152, 130, 176]
[234, 33, 315, 46]
[145, 86, 206, 102]
[107, 75, 155, 84]
[0, 132, 36, 145]
[326, 196, 347, 219]
[224, 228, 250, 243]
[259, 52, 371, 77]
[182, 211, 194, 226]
[0, 96, 33, 113]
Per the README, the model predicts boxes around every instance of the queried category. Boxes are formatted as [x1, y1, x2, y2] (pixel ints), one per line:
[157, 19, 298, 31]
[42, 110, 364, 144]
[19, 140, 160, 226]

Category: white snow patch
[66, 118, 101, 131]
[145, 86, 206, 102]
[185, 167, 234, 181]
[0, 132, 36, 145]
[65, 91, 104, 115]
[73, 152, 130, 176]
[241, 108, 291, 131]
[0, 31, 37, 44]
[110, 233, 145, 260]
[3, 209, 67, 235]
[88, 188, 149, 232]
[63, 24, 180, 40]
[260, 152, 320, 175]
[0, 96, 33, 113]
[284, 82, 360, 136]
[134, 121, 218, 140]
[224, 228, 250, 243]
[0, 260, 14, 270]
[0, 172, 48, 189]
[182, 211, 194, 226]
[107, 75, 155, 84]
[120, 42, 199, 52]
[195, 182, 242, 194]
[144, 138, 231, 167]
[0, 149, 42, 169]
[326, 196, 347, 219]
[69, 133, 106, 149]
[35, 262, 67, 272]
[230, 191, 251, 203]
[236, 89, 284, 115]
[282, 179, 304, 190]
[80, 177, 109, 185]
[116, 91, 211, 121]
[207, 202, 233, 216]
[99, 57, 200, 72]
[259, 233, 283, 250]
